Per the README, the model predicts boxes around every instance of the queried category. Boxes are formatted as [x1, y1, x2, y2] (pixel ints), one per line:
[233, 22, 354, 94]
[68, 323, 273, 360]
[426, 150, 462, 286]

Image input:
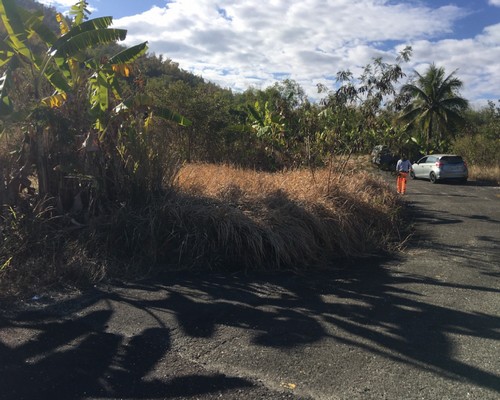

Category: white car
[410, 154, 468, 184]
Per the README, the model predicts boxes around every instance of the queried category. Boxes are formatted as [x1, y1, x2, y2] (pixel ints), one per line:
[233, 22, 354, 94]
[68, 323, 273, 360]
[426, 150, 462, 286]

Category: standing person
[396, 154, 412, 194]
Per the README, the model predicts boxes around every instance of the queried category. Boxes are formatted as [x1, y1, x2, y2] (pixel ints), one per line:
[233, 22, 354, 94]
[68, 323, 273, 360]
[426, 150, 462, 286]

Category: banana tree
[0, 0, 190, 210]
[247, 100, 287, 163]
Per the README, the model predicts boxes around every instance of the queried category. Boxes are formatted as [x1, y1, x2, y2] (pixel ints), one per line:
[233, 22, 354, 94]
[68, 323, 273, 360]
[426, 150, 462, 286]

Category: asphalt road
[1, 175, 499, 400]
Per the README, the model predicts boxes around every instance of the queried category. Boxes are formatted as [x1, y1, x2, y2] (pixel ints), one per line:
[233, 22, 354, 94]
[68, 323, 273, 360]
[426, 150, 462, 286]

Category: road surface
[1, 176, 499, 399]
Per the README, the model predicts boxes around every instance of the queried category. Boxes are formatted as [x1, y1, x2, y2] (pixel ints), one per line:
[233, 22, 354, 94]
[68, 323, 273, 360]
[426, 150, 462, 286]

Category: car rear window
[441, 156, 463, 164]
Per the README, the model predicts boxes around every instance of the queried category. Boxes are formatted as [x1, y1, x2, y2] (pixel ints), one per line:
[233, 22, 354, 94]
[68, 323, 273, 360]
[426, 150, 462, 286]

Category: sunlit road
[1, 176, 499, 399]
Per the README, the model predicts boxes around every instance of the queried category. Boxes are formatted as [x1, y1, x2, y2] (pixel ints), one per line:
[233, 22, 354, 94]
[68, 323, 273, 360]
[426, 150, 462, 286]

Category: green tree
[244, 80, 318, 169]
[317, 48, 411, 163]
[400, 63, 469, 153]
[0, 0, 189, 210]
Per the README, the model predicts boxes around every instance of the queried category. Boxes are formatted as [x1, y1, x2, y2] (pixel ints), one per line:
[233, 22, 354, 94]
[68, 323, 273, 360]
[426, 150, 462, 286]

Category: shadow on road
[1, 253, 499, 399]
[0, 305, 255, 399]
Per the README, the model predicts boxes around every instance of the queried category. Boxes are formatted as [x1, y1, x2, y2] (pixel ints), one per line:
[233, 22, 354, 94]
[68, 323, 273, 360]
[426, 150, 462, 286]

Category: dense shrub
[452, 135, 500, 166]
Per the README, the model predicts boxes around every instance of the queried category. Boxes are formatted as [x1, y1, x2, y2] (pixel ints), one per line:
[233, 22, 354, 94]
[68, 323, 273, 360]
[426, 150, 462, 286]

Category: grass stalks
[172, 163, 404, 270]
[1, 163, 405, 299]
[468, 164, 500, 185]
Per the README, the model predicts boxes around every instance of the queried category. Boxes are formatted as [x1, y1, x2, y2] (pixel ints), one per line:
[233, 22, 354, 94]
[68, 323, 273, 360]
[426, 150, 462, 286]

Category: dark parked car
[410, 154, 468, 183]
[371, 145, 397, 171]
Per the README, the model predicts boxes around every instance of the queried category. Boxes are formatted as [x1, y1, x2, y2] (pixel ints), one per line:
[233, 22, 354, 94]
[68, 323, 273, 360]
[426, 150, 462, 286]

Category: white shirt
[396, 159, 412, 172]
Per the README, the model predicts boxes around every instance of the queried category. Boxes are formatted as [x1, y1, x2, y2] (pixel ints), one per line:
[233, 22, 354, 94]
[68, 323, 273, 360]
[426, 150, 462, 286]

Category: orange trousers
[397, 172, 408, 194]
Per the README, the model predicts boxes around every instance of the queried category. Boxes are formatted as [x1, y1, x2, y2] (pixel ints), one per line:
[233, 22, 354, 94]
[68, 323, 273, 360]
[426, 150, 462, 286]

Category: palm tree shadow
[0, 308, 256, 399]
[314, 264, 500, 390]
[107, 260, 500, 392]
[1, 253, 499, 397]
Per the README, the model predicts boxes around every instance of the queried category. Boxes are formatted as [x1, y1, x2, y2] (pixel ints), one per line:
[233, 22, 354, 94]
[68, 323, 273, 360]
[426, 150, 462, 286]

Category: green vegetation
[0, 0, 498, 298]
[452, 100, 500, 184]
[400, 64, 469, 154]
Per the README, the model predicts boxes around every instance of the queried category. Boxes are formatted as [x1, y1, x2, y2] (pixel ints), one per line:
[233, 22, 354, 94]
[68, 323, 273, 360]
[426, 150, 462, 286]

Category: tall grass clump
[1, 161, 405, 298]
[169, 163, 404, 270]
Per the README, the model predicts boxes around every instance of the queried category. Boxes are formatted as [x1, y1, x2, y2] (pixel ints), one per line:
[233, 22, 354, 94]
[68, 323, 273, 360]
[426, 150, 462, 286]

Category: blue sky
[36, 1, 500, 107]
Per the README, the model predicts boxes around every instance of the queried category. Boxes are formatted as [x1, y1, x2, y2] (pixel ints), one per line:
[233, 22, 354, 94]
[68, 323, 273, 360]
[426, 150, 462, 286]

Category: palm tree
[400, 63, 469, 153]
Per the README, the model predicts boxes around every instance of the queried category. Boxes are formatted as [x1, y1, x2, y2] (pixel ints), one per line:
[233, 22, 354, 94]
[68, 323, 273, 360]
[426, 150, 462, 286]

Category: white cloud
[35, 0, 97, 14]
[489, 0, 500, 7]
[36, 0, 80, 6]
[406, 23, 500, 106]
[111, 1, 470, 100]
[38, 1, 500, 105]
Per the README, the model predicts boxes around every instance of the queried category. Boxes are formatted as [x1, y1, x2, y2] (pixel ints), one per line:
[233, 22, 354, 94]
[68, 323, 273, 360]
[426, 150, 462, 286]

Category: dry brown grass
[468, 164, 500, 185]
[169, 163, 404, 271]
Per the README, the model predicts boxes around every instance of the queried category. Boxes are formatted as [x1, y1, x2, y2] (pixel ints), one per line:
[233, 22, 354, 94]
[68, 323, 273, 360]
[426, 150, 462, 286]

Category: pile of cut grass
[0, 163, 406, 298]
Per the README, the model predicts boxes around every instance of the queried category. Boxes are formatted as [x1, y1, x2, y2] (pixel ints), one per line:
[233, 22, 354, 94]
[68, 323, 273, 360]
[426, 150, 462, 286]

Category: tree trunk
[426, 115, 433, 154]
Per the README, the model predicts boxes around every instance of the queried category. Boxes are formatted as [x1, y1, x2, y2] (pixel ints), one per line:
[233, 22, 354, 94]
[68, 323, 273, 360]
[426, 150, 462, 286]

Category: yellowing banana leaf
[41, 92, 67, 108]
[112, 64, 131, 77]
[56, 12, 69, 35]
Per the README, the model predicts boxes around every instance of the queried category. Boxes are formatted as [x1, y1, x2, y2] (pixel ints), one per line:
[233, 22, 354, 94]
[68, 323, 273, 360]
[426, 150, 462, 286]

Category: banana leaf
[69, 0, 91, 26]
[152, 106, 192, 127]
[108, 42, 148, 65]
[0, 0, 33, 60]
[50, 16, 114, 51]
[19, 8, 58, 47]
[50, 28, 127, 58]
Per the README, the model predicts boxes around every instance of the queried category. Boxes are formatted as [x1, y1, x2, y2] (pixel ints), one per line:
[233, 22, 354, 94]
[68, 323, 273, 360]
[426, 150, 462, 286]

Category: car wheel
[409, 170, 416, 180]
[430, 172, 437, 184]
